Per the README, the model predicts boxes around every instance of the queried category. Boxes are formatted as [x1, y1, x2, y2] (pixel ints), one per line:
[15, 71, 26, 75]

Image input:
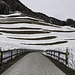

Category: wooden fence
[45, 48, 69, 65]
[0, 49, 43, 65]
[0, 48, 69, 65]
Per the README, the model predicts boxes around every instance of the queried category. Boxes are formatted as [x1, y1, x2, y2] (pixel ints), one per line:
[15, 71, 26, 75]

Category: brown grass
[0, 30, 50, 34]
[8, 36, 56, 40]
[21, 41, 68, 45]
[0, 27, 41, 30]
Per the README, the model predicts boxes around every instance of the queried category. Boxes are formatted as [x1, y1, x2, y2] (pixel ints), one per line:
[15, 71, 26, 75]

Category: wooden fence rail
[0, 49, 43, 65]
[45, 48, 69, 65]
[0, 48, 69, 66]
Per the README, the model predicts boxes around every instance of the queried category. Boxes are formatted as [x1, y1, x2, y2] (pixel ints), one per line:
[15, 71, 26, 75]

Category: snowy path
[2, 52, 66, 75]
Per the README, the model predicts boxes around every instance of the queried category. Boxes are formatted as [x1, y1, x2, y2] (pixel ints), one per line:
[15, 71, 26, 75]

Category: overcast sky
[20, 0, 75, 20]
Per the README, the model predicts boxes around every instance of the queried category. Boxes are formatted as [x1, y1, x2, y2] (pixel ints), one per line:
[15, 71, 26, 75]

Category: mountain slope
[0, 0, 65, 26]
[0, 0, 75, 27]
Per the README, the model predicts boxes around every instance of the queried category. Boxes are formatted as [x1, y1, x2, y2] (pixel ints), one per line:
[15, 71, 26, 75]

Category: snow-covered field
[0, 13, 75, 69]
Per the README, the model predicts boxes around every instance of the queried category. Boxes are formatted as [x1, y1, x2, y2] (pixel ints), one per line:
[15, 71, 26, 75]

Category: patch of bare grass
[8, 36, 56, 40]
[21, 41, 68, 45]
[0, 30, 50, 34]
[0, 27, 41, 30]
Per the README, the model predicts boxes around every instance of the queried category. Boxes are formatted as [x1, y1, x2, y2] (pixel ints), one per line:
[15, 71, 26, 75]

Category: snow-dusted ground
[0, 13, 75, 69]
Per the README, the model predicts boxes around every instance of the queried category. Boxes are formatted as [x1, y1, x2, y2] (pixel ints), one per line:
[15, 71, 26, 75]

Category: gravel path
[2, 52, 66, 75]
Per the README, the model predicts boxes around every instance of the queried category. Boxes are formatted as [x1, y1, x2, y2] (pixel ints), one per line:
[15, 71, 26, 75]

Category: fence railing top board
[46, 50, 67, 55]
[1, 49, 44, 53]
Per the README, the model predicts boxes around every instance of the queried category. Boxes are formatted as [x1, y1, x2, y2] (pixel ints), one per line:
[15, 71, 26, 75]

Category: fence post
[66, 47, 69, 64]
[11, 50, 12, 60]
[54, 51, 55, 57]
[0, 48, 3, 65]
[21, 50, 22, 55]
[24, 49, 25, 53]
[0, 48, 2, 65]
[20, 50, 21, 55]
[22, 49, 23, 54]
[1, 51, 3, 65]
[23, 49, 24, 54]
[51, 51, 52, 56]
[18, 50, 20, 55]
[58, 52, 60, 61]
[17, 49, 18, 56]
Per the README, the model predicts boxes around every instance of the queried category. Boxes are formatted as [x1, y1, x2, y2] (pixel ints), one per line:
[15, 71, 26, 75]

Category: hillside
[0, 0, 75, 27]
[0, 0, 75, 70]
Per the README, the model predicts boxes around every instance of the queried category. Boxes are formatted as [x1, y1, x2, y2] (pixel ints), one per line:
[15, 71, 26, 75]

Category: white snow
[0, 12, 21, 18]
[0, 22, 75, 50]
[14, 16, 44, 21]
[0, 18, 75, 69]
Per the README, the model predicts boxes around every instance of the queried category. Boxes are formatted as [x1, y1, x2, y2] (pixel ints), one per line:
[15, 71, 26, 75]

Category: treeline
[66, 19, 75, 27]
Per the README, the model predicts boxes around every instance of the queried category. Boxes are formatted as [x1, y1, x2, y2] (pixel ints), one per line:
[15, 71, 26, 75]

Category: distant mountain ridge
[0, 0, 75, 27]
